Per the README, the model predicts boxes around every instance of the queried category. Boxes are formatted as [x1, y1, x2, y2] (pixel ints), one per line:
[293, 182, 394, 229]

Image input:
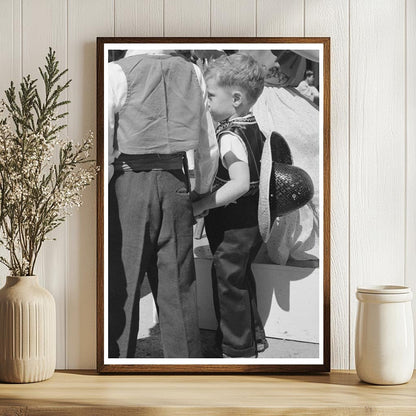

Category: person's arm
[192, 64, 219, 196]
[108, 62, 127, 182]
[311, 85, 320, 98]
[193, 151, 250, 217]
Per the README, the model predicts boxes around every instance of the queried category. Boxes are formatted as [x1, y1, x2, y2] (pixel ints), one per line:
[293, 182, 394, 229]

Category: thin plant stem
[0, 49, 96, 276]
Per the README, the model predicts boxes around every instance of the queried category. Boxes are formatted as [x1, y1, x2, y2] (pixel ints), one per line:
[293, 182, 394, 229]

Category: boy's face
[206, 77, 235, 122]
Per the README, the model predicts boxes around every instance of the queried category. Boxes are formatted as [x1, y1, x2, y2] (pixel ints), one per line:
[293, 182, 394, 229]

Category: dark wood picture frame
[97, 37, 330, 374]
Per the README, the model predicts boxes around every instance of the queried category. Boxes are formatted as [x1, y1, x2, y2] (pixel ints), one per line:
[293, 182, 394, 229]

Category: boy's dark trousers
[205, 196, 266, 357]
[108, 164, 201, 358]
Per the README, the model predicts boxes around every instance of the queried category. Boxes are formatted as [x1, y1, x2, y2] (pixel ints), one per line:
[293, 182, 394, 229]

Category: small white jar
[355, 285, 414, 385]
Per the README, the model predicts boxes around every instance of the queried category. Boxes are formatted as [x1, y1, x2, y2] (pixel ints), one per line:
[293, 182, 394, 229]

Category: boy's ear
[231, 90, 243, 107]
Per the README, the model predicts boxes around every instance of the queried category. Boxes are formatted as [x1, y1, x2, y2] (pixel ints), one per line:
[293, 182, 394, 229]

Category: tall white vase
[0, 276, 56, 383]
[355, 285, 414, 385]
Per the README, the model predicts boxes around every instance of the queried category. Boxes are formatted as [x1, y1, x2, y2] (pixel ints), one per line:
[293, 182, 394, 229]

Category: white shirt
[296, 80, 319, 102]
[218, 133, 248, 169]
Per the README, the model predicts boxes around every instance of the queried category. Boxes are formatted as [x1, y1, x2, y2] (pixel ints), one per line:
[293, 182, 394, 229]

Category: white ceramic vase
[0, 276, 56, 383]
[355, 285, 414, 385]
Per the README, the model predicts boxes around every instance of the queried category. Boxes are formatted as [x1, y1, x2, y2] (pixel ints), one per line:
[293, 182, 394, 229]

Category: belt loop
[182, 152, 191, 193]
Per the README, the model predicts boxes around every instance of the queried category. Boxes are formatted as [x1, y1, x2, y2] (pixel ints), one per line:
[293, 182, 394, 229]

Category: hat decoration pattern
[269, 132, 314, 219]
[258, 131, 314, 242]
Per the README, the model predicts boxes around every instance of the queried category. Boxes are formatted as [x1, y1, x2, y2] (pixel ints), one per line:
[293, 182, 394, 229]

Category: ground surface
[137, 277, 319, 359]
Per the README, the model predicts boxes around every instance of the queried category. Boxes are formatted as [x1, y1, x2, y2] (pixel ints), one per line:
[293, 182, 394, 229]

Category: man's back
[115, 53, 205, 155]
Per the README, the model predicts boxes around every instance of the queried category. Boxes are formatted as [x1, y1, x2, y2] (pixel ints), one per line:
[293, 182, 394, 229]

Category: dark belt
[113, 152, 191, 191]
[114, 152, 186, 171]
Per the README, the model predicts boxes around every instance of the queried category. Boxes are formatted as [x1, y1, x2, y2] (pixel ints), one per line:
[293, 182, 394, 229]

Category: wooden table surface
[0, 370, 415, 415]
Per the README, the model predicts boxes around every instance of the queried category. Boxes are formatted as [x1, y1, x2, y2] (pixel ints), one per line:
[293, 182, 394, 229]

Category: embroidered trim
[216, 115, 257, 135]
[213, 113, 262, 198]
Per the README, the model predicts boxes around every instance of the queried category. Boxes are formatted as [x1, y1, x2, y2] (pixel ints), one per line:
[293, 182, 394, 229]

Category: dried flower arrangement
[0, 48, 96, 276]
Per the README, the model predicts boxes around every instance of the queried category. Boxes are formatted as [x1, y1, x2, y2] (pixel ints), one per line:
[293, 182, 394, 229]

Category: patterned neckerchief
[216, 114, 257, 136]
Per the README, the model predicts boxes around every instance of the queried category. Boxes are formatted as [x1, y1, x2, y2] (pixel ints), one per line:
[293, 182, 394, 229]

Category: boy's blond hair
[204, 53, 265, 103]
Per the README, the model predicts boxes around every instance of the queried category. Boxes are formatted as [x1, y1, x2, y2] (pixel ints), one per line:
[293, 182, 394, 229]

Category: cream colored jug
[355, 285, 414, 385]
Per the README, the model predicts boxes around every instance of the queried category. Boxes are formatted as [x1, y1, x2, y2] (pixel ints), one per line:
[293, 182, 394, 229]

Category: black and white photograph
[97, 38, 330, 373]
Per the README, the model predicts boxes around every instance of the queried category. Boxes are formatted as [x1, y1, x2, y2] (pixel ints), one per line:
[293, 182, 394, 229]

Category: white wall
[0, 0, 414, 370]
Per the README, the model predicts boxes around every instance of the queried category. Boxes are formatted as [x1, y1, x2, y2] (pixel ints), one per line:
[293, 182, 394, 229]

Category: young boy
[193, 53, 267, 358]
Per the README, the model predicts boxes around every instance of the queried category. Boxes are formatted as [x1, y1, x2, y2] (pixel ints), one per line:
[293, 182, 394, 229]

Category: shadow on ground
[135, 324, 319, 359]
[135, 325, 219, 358]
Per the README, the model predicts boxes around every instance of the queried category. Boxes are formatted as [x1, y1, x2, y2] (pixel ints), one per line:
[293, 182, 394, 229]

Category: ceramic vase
[355, 285, 414, 385]
[0, 276, 56, 383]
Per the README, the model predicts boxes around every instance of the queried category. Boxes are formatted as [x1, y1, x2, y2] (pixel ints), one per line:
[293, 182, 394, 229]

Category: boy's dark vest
[213, 115, 265, 198]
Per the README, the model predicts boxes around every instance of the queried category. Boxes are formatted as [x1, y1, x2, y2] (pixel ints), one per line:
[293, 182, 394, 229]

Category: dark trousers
[108, 169, 201, 358]
[205, 198, 265, 357]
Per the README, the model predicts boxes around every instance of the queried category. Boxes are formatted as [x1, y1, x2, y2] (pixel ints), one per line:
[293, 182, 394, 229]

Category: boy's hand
[193, 200, 208, 218]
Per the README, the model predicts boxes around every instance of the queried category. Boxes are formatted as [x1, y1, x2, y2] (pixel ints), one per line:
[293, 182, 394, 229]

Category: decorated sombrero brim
[258, 132, 314, 242]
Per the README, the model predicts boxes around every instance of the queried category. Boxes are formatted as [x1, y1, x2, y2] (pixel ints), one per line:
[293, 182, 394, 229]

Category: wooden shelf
[0, 370, 415, 415]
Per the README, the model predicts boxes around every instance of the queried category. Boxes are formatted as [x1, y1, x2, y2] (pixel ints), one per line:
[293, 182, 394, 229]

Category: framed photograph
[97, 37, 330, 373]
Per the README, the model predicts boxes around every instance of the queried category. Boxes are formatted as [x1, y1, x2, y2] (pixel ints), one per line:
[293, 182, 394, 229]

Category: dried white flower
[0, 49, 96, 276]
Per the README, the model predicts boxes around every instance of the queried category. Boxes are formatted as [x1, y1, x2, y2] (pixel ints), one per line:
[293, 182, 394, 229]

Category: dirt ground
[137, 277, 319, 359]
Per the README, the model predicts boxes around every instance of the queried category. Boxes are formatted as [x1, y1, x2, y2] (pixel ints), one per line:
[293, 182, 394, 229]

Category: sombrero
[258, 132, 314, 242]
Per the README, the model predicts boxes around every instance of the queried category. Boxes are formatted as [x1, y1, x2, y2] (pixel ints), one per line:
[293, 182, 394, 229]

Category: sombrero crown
[258, 132, 314, 242]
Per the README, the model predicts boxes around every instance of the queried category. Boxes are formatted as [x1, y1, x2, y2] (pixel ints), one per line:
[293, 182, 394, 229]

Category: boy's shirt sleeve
[218, 133, 248, 169]
[192, 64, 219, 195]
[108, 62, 128, 182]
